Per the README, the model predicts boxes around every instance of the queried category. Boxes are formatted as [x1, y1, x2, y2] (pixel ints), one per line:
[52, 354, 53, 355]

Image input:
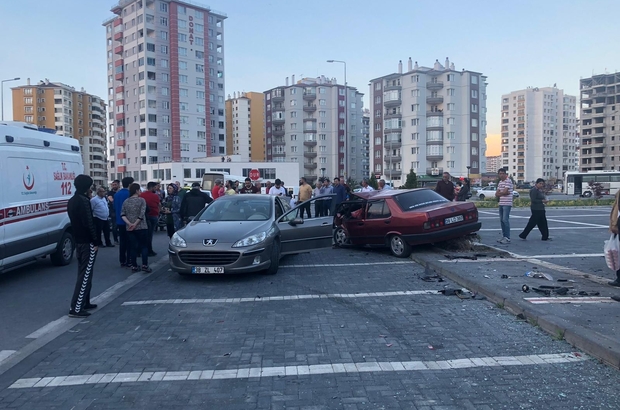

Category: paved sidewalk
[411, 244, 620, 369]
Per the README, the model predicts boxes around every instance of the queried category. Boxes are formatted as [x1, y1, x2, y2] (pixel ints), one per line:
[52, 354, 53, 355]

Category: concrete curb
[411, 253, 620, 369]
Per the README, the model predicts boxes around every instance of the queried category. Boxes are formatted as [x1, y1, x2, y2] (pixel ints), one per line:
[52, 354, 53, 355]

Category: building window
[471, 75, 478, 84]
[160, 31, 168, 40]
[160, 2, 168, 12]
[447, 103, 455, 111]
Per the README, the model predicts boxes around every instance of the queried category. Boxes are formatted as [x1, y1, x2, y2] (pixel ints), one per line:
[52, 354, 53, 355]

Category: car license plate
[444, 215, 464, 225]
[192, 266, 224, 274]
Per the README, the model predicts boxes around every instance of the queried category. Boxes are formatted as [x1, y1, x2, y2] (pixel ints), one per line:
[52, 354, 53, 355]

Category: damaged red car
[333, 189, 481, 258]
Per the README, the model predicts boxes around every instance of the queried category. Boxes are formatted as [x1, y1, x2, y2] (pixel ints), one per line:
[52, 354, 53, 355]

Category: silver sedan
[168, 194, 335, 275]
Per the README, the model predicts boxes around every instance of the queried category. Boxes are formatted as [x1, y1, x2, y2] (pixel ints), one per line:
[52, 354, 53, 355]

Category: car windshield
[197, 198, 272, 221]
[393, 189, 449, 211]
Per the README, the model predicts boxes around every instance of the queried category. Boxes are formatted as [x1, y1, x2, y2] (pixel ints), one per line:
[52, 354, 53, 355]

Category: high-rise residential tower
[369, 58, 487, 185]
[264, 76, 365, 184]
[485, 155, 502, 173]
[579, 73, 620, 171]
[11, 79, 108, 186]
[103, 0, 227, 183]
[225, 92, 265, 162]
[500, 86, 577, 182]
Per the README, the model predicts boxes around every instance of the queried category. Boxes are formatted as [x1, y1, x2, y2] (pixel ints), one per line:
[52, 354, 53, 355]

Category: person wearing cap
[180, 182, 213, 223]
[67, 174, 101, 318]
[240, 177, 260, 194]
[269, 179, 286, 196]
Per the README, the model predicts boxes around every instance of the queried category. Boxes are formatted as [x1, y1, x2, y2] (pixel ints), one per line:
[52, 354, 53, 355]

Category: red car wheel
[333, 227, 351, 247]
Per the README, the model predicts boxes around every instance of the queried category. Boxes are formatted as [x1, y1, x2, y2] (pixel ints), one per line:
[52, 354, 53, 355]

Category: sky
[1, 0, 620, 157]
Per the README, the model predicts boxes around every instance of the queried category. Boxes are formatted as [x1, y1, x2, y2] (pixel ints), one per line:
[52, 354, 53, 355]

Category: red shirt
[140, 191, 161, 217]
[211, 185, 221, 200]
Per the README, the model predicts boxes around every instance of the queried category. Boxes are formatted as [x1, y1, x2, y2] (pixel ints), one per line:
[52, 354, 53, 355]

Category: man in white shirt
[269, 178, 286, 196]
[360, 178, 375, 192]
[378, 179, 392, 191]
[90, 187, 113, 247]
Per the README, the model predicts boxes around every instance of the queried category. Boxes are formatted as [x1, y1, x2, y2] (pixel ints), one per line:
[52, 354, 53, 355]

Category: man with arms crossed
[496, 168, 513, 244]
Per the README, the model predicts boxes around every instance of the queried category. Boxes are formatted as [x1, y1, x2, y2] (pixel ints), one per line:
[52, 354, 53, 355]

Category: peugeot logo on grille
[203, 239, 218, 246]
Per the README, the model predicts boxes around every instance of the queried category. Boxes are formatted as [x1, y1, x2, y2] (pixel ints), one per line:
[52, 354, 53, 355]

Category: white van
[0, 122, 84, 273]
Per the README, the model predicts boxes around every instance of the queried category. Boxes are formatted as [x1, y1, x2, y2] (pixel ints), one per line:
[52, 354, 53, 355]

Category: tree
[368, 175, 379, 190]
[404, 169, 418, 189]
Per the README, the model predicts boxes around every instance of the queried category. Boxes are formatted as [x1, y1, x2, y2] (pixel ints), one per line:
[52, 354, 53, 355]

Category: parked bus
[564, 170, 620, 197]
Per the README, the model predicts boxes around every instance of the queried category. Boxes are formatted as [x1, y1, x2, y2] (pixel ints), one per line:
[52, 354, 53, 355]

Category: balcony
[114, 45, 124, 55]
[304, 162, 318, 169]
[425, 167, 444, 176]
[426, 96, 444, 104]
[384, 138, 401, 149]
[272, 138, 285, 146]
[114, 32, 123, 42]
[303, 104, 317, 112]
[384, 112, 402, 119]
[426, 138, 443, 145]
[384, 125, 402, 132]
[426, 153, 444, 160]
[426, 110, 444, 117]
[272, 116, 285, 125]
[272, 151, 286, 157]
[383, 97, 401, 107]
[384, 83, 402, 91]
[303, 128, 317, 133]
[273, 128, 285, 137]
[383, 154, 402, 163]
[271, 93, 284, 103]
[304, 151, 317, 158]
[303, 140, 317, 147]
[426, 81, 444, 90]
[115, 72, 124, 81]
[303, 117, 317, 122]
[304, 174, 317, 180]
[303, 91, 317, 101]
[384, 169, 402, 177]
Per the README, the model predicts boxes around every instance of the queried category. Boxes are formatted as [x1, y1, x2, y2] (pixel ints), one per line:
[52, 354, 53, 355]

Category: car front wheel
[50, 231, 74, 266]
[333, 227, 351, 247]
[479, 194, 485, 200]
[389, 234, 412, 258]
[582, 191, 592, 198]
[263, 240, 280, 275]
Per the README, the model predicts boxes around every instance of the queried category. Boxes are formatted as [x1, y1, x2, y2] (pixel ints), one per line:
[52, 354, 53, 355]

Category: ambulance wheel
[51, 231, 75, 266]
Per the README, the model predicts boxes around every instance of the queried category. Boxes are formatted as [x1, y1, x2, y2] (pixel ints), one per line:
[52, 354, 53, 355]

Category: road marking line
[122, 290, 442, 306]
[525, 297, 614, 304]
[476, 244, 610, 285]
[8, 352, 586, 389]
[480, 215, 609, 220]
[0, 351, 16, 365]
[439, 253, 605, 263]
[480, 227, 606, 231]
[280, 261, 411, 268]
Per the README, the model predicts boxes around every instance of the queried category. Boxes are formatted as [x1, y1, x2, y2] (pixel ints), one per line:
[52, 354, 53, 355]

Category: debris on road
[525, 271, 554, 281]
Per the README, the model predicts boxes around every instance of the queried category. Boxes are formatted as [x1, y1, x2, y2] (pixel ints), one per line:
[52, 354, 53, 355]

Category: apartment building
[369, 58, 487, 185]
[264, 75, 365, 184]
[103, 0, 227, 183]
[501, 86, 577, 183]
[486, 155, 502, 173]
[225, 92, 265, 161]
[580, 73, 620, 171]
[11, 79, 108, 186]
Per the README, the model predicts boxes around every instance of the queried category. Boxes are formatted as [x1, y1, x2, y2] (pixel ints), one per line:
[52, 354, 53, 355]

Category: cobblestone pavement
[0, 247, 619, 409]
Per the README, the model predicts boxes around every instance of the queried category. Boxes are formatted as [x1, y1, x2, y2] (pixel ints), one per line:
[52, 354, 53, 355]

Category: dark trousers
[315, 200, 325, 217]
[95, 218, 112, 246]
[300, 201, 312, 219]
[519, 209, 549, 240]
[146, 216, 158, 253]
[118, 225, 130, 265]
[128, 229, 149, 268]
[109, 214, 118, 242]
[70, 243, 98, 313]
[166, 221, 176, 238]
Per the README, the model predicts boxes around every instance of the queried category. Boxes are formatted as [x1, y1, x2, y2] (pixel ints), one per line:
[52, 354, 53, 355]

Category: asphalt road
[0, 230, 170, 353]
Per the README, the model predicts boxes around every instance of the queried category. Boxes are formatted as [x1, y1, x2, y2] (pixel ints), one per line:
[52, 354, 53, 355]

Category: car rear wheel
[582, 191, 592, 198]
[263, 240, 280, 275]
[389, 234, 412, 258]
[333, 227, 352, 247]
[50, 231, 74, 266]
[479, 194, 485, 200]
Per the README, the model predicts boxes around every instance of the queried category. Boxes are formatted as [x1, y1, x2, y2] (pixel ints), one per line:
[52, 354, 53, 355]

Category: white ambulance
[0, 122, 84, 273]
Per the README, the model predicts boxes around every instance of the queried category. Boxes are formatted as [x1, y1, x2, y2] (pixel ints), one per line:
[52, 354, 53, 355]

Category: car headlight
[232, 231, 267, 248]
[170, 232, 187, 248]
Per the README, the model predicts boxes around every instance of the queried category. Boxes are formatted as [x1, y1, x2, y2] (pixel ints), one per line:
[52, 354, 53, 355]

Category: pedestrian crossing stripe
[8, 352, 586, 389]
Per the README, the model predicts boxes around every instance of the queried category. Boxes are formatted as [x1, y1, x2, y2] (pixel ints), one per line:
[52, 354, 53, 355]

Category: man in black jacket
[67, 174, 101, 318]
[180, 182, 213, 223]
[518, 178, 550, 241]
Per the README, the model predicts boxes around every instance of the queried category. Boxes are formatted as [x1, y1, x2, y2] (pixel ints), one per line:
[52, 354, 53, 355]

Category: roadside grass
[474, 197, 615, 208]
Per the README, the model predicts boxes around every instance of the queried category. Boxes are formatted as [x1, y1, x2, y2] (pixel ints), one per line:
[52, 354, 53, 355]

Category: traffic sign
[249, 169, 261, 181]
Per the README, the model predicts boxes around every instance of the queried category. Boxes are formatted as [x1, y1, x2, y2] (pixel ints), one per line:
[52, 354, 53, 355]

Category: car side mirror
[288, 217, 304, 226]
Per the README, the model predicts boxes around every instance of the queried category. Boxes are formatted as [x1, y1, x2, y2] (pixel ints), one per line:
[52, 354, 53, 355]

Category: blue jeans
[499, 205, 511, 239]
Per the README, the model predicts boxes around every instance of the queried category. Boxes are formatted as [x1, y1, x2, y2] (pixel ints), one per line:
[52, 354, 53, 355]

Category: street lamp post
[466, 165, 471, 180]
[1, 77, 21, 121]
[555, 166, 560, 181]
[327, 60, 347, 182]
